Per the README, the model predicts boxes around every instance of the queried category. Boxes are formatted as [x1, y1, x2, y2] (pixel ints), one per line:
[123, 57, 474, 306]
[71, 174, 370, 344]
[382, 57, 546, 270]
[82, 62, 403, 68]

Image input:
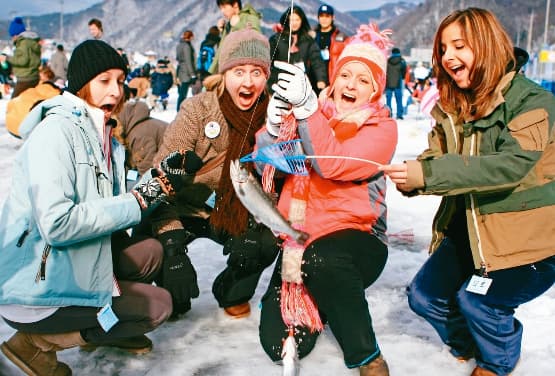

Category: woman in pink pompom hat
[258, 23, 398, 376]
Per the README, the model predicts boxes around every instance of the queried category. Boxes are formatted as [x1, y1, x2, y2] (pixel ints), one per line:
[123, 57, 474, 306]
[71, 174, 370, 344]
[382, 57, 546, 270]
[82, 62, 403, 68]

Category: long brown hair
[432, 8, 515, 121]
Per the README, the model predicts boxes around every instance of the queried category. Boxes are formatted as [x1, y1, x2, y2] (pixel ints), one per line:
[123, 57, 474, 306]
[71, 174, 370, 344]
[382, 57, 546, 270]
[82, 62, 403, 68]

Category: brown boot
[224, 302, 251, 319]
[454, 352, 475, 363]
[79, 334, 152, 355]
[471, 366, 498, 376]
[1, 331, 85, 376]
[359, 355, 390, 376]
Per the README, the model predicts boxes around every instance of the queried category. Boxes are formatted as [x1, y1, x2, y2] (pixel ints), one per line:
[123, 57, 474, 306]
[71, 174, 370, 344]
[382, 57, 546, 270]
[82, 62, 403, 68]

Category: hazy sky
[1, 0, 413, 20]
[1, 0, 98, 20]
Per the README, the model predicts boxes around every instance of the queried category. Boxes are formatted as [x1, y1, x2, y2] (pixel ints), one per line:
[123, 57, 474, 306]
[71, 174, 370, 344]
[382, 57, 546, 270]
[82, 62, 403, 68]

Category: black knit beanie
[67, 40, 128, 94]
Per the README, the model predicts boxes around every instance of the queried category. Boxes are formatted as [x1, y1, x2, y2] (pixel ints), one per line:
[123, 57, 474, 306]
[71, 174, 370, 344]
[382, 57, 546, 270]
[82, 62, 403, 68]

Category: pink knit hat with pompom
[330, 23, 393, 99]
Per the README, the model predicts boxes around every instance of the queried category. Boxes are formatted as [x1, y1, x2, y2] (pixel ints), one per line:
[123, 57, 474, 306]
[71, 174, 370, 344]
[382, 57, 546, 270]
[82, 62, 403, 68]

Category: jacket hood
[242, 3, 261, 17]
[119, 100, 150, 134]
[388, 55, 403, 65]
[18, 92, 83, 140]
[17, 30, 40, 40]
[514, 46, 529, 73]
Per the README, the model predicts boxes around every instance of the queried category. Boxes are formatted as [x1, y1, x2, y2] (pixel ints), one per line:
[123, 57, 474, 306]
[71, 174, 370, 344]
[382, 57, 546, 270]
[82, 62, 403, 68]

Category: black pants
[135, 215, 277, 309]
[259, 229, 388, 368]
[4, 233, 172, 343]
[212, 265, 270, 308]
[176, 82, 190, 111]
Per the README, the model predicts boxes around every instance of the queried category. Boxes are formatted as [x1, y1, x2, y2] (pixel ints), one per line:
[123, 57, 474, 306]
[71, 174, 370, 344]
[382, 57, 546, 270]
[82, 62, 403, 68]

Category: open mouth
[239, 91, 254, 100]
[341, 93, 356, 103]
[100, 104, 115, 112]
[450, 65, 465, 77]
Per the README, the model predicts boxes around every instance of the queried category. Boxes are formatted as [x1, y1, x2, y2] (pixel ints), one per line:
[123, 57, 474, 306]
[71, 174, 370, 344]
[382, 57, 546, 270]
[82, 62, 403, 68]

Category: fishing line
[237, 0, 295, 155]
[288, 0, 294, 63]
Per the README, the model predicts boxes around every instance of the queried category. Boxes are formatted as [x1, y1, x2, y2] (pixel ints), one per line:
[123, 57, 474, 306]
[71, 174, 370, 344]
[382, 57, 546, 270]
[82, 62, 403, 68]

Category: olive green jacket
[413, 72, 555, 272]
[8, 31, 41, 81]
[208, 3, 262, 74]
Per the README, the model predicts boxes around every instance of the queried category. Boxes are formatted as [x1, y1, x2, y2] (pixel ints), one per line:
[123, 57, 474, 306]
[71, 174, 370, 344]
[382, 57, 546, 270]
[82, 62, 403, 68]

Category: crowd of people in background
[0, 2, 553, 376]
[0, 2, 433, 125]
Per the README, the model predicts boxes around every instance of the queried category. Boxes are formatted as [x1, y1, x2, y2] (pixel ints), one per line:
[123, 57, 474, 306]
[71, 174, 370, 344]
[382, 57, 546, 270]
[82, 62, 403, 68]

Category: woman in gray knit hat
[0, 39, 189, 375]
[141, 28, 280, 320]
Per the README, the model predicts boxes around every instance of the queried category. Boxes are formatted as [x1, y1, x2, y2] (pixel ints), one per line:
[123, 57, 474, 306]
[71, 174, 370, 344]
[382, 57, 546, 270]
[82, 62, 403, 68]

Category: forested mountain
[0, 0, 551, 57]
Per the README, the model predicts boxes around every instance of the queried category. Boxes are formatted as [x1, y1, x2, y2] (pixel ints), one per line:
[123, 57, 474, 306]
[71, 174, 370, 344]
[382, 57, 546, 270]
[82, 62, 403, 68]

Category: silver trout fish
[230, 159, 309, 244]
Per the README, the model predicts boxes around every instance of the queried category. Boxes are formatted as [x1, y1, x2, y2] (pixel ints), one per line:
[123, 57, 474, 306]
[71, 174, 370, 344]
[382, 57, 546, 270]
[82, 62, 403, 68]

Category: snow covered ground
[0, 88, 553, 375]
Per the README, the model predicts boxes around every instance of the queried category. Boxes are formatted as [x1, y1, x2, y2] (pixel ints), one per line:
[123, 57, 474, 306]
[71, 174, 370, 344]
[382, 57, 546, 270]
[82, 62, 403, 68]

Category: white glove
[266, 94, 291, 136]
[271, 61, 318, 120]
[267, 94, 291, 124]
[271, 61, 313, 106]
[291, 90, 318, 120]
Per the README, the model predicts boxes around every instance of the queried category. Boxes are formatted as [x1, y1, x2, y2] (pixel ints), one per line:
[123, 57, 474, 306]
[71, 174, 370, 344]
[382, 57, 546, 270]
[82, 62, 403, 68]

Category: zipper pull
[35, 245, 51, 283]
[16, 229, 29, 247]
[40, 261, 46, 280]
[35, 260, 47, 283]
[479, 262, 488, 278]
[95, 165, 101, 194]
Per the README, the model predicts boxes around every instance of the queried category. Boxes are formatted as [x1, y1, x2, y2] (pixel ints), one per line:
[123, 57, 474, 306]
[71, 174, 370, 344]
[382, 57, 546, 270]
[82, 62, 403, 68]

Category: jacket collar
[431, 71, 517, 125]
[467, 71, 515, 122]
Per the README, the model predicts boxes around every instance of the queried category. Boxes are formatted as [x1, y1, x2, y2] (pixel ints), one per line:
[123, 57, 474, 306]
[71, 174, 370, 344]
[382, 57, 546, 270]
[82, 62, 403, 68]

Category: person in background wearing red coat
[258, 23, 398, 376]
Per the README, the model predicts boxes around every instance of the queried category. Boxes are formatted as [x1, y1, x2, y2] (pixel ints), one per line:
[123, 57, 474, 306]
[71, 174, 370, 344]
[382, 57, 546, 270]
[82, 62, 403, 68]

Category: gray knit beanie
[67, 40, 128, 94]
[218, 28, 270, 76]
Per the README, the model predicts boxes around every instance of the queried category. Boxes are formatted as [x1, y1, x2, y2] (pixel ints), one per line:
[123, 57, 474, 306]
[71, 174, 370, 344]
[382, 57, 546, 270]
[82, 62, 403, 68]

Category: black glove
[131, 173, 171, 215]
[158, 229, 200, 315]
[223, 219, 280, 276]
[131, 162, 193, 214]
[159, 150, 204, 192]
[160, 150, 203, 175]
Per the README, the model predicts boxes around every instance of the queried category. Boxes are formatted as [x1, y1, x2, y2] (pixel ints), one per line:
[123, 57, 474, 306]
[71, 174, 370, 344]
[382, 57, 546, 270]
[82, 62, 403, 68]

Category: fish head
[230, 159, 249, 183]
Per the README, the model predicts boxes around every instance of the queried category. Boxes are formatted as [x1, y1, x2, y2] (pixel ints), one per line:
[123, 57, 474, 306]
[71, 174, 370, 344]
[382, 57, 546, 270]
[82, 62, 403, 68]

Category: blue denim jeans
[385, 87, 404, 118]
[407, 237, 555, 375]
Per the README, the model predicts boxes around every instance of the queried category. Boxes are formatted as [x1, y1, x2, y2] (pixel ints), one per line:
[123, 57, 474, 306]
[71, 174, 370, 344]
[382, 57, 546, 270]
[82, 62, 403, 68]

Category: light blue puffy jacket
[0, 92, 142, 308]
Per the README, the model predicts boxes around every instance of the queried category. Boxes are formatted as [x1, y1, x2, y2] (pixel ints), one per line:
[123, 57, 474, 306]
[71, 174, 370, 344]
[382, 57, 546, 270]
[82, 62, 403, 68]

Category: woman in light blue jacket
[0, 40, 185, 376]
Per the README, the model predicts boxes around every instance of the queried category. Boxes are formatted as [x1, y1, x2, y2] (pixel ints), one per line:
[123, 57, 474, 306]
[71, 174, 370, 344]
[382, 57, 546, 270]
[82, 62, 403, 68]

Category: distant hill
[0, 0, 362, 58]
[385, 0, 553, 55]
[0, 0, 552, 60]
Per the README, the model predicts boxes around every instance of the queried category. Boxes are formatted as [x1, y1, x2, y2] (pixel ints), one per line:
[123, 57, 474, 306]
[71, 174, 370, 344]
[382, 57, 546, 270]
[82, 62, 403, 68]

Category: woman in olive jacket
[381, 8, 555, 376]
